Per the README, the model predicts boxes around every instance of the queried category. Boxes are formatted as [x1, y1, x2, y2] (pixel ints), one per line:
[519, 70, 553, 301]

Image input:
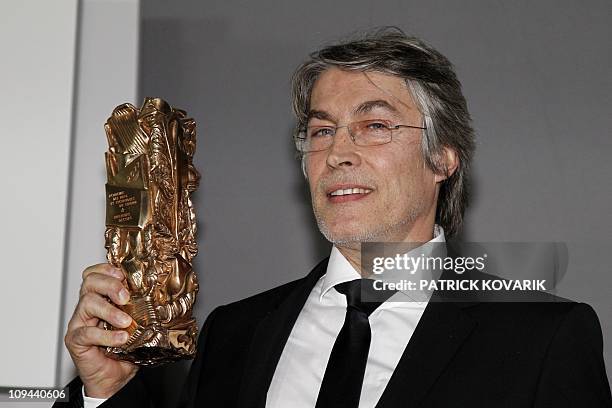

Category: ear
[433, 146, 459, 183]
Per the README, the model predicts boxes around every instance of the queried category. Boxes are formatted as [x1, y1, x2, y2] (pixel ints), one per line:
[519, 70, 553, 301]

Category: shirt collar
[320, 225, 446, 301]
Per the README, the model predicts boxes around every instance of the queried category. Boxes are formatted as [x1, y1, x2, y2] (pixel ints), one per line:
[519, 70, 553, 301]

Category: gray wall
[139, 0, 611, 405]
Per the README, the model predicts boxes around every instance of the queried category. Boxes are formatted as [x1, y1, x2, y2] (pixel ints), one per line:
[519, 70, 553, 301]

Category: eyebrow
[306, 109, 335, 123]
[353, 99, 399, 116]
[306, 99, 401, 125]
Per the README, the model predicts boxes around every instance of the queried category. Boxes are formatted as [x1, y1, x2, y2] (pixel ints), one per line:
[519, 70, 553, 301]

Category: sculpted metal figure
[103, 97, 200, 366]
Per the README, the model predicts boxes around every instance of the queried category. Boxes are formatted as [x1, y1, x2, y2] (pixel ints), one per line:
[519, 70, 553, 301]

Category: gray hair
[290, 27, 475, 237]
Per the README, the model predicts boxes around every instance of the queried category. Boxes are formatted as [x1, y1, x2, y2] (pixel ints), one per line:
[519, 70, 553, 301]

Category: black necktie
[315, 279, 395, 408]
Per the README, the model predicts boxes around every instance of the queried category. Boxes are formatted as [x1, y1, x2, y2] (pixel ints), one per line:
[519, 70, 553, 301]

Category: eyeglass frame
[293, 118, 427, 153]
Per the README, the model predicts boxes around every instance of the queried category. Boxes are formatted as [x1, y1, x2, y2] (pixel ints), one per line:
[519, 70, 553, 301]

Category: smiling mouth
[326, 187, 373, 203]
[328, 188, 373, 196]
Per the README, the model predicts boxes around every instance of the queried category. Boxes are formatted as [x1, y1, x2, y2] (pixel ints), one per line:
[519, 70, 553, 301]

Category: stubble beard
[312, 196, 425, 248]
[310, 169, 428, 248]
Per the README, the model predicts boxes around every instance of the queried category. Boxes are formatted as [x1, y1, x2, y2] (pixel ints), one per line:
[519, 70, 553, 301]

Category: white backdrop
[0, 0, 140, 396]
[0, 0, 78, 388]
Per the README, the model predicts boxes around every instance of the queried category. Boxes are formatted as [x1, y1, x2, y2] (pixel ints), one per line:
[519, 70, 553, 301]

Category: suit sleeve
[533, 303, 612, 408]
[51, 371, 152, 408]
[52, 306, 221, 408]
[175, 306, 221, 408]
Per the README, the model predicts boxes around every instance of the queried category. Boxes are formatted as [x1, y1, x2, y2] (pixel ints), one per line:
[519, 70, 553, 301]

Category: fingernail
[119, 289, 130, 303]
[119, 313, 132, 326]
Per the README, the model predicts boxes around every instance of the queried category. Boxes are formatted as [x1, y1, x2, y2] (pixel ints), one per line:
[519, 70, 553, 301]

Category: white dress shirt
[84, 227, 445, 408]
[83, 389, 106, 407]
[266, 227, 445, 408]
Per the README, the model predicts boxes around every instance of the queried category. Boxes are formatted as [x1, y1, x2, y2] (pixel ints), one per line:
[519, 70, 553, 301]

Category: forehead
[309, 68, 419, 116]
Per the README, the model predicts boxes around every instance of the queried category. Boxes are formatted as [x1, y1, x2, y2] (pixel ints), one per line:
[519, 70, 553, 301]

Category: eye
[365, 121, 388, 130]
[309, 127, 335, 138]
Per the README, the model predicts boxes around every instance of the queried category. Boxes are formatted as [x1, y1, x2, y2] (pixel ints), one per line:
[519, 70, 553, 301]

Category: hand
[64, 263, 139, 398]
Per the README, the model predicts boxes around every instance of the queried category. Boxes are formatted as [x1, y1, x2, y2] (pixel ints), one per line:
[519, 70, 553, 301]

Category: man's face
[305, 68, 441, 247]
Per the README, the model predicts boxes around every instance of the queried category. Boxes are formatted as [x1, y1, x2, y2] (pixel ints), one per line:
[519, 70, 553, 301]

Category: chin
[316, 218, 381, 246]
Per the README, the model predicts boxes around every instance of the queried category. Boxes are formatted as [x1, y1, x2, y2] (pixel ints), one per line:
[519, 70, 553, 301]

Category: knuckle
[80, 293, 106, 318]
[75, 299, 86, 317]
[80, 273, 97, 294]
[82, 263, 108, 279]
[82, 265, 96, 279]
[79, 278, 90, 296]
[82, 273, 121, 299]
[80, 292, 95, 304]
[73, 327, 87, 344]
[81, 274, 105, 296]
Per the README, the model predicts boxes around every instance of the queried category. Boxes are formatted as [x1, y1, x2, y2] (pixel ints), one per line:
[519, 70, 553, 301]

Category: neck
[336, 221, 436, 276]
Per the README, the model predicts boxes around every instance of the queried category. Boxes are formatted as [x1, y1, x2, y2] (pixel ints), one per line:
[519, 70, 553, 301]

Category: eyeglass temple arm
[393, 124, 427, 130]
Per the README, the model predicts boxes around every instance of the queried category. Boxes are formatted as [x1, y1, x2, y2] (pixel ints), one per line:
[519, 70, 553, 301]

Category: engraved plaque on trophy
[103, 97, 200, 366]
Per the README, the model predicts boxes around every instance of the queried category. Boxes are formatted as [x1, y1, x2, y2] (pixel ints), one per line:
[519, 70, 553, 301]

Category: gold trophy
[102, 97, 200, 366]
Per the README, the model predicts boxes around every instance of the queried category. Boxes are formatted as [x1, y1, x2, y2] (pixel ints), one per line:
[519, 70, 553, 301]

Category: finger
[82, 263, 124, 281]
[76, 292, 133, 329]
[70, 326, 129, 348]
[80, 272, 130, 306]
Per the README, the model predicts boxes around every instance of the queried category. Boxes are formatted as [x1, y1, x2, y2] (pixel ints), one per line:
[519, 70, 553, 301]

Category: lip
[325, 184, 373, 195]
[325, 183, 374, 204]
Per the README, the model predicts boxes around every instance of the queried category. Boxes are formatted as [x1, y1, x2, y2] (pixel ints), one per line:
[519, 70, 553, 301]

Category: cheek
[305, 154, 325, 192]
[380, 149, 431, 197]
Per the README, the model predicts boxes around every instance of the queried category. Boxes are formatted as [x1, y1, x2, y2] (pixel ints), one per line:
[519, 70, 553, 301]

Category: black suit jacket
[55, 257, 612, 407]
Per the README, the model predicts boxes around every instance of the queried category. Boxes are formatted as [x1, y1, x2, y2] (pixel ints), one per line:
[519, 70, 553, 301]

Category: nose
[325, 126, 362, 169]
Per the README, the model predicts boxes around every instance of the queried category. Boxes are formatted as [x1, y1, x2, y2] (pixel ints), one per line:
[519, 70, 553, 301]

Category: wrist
[83, 371, 137, 399]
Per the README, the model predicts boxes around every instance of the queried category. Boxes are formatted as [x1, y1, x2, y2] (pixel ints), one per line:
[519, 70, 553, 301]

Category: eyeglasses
[294, 119, 426, 153]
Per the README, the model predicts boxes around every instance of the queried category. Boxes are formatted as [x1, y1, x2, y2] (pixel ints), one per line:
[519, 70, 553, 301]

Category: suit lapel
[236, 258, 329, 408]
[375, 242, 479, 408]
[375, 298, 477, 408]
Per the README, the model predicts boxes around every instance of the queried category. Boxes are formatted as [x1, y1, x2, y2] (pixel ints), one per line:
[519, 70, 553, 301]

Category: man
[56, 28, 611, 407]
